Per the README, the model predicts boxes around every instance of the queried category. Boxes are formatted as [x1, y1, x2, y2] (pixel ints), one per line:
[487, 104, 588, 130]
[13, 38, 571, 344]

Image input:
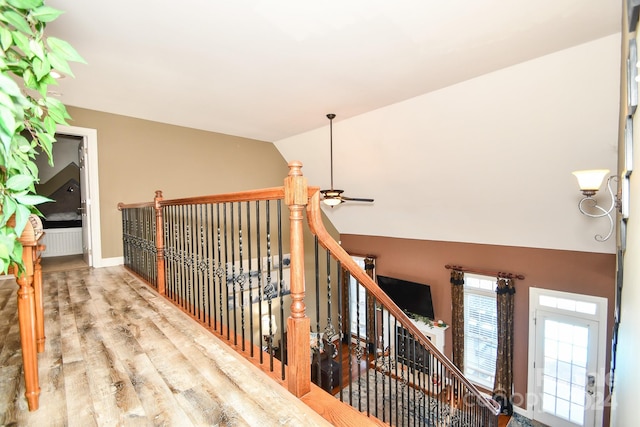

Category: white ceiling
[46, 1, 623, 254]
[48, 0, 620, 142]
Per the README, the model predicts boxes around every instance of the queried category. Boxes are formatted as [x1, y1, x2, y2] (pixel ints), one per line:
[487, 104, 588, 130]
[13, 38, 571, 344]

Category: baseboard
[97, 256, 124, 268]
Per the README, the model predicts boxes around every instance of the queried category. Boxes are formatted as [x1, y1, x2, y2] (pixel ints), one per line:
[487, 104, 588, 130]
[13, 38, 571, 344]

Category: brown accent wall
[65, 107, 291, 258]
[341, 234, 615, 412]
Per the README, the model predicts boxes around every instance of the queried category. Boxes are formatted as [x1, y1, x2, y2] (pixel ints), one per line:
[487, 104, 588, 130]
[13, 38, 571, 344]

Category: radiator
[41, 228, 83, 258]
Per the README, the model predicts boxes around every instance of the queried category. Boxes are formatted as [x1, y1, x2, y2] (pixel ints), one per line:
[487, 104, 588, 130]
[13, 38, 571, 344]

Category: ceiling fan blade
[341, 196, 374, 203]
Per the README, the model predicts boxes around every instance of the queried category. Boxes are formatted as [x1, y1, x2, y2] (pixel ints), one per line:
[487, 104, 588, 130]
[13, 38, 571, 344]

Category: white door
[529, 288, 607, 427]
[78, 140, 92, 266]
[533, 310, 598, 427]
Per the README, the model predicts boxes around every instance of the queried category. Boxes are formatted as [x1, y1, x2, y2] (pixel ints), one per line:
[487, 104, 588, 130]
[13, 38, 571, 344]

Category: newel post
[15, 221, 41, 411]
[154, 190, 166, 295]
[284, 161, 311, 397]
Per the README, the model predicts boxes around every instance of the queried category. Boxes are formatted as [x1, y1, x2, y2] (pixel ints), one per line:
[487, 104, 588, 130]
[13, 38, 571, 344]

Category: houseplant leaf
[0, 0, 80, 273]
[5, 174, 34, 191]
[31, 6, 63, 23]
[1, 10, 31, 34]
[47, 37, 85, 63]
[7, 0, 44, 9]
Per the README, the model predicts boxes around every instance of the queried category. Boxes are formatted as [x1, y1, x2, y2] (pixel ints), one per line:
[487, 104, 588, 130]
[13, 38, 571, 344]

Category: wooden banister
[118, 189, 286, 211]
[116, 162, 500, 425]
[305, 189, 501, 417]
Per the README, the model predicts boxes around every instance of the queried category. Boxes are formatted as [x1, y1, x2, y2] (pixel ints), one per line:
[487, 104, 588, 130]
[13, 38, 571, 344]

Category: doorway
[34, 134, 83, 260]
[53, 125, 101, 267]
[528, 288, 607, 427]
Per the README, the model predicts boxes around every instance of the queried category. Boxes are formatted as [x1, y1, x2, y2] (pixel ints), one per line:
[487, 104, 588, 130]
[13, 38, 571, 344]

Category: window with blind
[349, 256, 367, 337]
[464, 274, 498, 389]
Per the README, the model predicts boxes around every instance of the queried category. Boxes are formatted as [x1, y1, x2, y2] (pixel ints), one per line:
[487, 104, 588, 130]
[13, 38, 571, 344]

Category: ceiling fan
[320, 113, 374, 207]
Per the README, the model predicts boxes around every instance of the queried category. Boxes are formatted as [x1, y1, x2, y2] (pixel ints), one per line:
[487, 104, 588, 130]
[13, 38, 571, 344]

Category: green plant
[0, 0, 84, 273]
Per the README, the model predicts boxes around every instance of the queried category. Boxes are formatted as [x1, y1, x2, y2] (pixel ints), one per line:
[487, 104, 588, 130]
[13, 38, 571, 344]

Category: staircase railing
[117, 161, 500, 426]
[305, 188, 501, 426]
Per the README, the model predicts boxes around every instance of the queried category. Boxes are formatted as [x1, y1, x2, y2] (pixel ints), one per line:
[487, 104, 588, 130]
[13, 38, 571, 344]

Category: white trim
[528, 287, 607, 427]
[99, 257, 124, 267]
[55, 125, 103, 268]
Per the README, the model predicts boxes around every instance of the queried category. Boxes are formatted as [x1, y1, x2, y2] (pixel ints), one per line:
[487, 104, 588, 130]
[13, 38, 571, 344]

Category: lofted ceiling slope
[47, 0, 620, 142]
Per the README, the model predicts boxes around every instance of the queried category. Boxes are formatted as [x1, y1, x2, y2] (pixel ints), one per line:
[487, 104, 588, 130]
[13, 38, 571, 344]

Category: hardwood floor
[39, 254, 89, 273]
[498, 414, 511, 427]
[0, 266, 331, 426]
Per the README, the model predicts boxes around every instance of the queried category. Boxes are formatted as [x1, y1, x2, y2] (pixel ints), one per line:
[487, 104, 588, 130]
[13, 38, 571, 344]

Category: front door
[529, 288, 606, 427]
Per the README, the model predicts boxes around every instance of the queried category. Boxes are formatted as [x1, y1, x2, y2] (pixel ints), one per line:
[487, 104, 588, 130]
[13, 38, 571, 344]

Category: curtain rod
[444, 264, 525, 280]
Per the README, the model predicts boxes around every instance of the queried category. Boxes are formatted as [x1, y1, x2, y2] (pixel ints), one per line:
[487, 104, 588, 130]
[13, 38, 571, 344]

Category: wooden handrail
[117, 201, 154, 210]
[161, 187, 285, 206]
[305, 189, 502, 416]
[118, 188, 286, 211]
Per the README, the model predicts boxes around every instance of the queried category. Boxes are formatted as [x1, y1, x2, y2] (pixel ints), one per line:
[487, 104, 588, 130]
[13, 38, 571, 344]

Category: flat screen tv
[376, 275, 435, 320]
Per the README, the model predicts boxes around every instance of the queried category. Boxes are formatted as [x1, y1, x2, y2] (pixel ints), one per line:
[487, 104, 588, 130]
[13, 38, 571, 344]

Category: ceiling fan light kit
[320, 114, 374, 207]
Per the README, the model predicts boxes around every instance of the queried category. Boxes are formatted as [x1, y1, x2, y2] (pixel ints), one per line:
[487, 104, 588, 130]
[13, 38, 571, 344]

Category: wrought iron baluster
[312, 236, 321, 387]
[215, 203, 224, 335]
[180, 204, 188, 311]
[186, 204, 195, 315]
[324, 248, 335, 392]
[364, 283, 370, 417]
[354, 273, 364, 412]
[204, 203, 212, 328]
[384, 308, 392, 423]
[245, 201, 254, 357]
[150, 206, 158, 286]
[336, 257, 344, 398]
[223, 202, 230, 341]
[372, 294, 379, 420]
[276, 200, 285, 380]
[169, 205, 177, 302]
[255, 200, 263, 365]
[164, 206, 171, 299]
[236, 201, 246, 352]
[264, 200, 275, 370]
[393, 317, 400, 427]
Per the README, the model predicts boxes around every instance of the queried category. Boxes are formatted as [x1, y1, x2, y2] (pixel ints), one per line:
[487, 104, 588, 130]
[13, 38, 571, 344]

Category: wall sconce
[572, 169, 620, 242]
[261, 314, 277, 347]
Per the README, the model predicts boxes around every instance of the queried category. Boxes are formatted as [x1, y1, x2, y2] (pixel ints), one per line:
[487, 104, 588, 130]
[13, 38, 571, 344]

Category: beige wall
[610, 2, 640, 426]
[65, 107, 292, 259]
[340, 234, 615, 415]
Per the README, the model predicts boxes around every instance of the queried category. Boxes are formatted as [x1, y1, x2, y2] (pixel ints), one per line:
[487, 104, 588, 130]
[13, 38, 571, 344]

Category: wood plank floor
[0, 265, 331, 426]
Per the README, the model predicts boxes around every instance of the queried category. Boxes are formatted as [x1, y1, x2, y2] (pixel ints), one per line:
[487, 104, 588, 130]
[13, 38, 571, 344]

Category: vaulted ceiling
[47, 1, 622, 253]
[48, 1, 620, 141]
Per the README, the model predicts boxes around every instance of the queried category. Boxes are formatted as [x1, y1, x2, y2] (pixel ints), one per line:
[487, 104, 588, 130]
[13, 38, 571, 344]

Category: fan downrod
[320, 113, 374, 206]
